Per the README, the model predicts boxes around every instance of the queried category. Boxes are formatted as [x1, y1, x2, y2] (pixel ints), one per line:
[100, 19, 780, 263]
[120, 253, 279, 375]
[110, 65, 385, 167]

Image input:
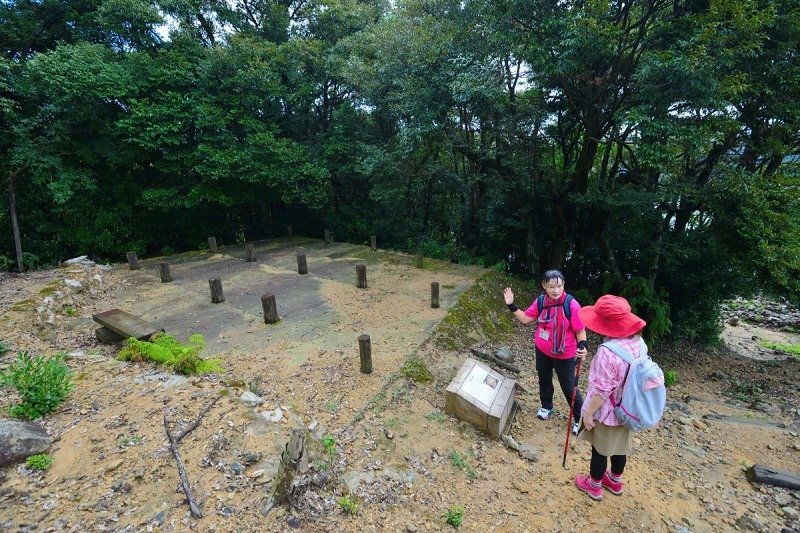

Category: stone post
[431, 282, 440, 308]
[296, 253, 308, 275]
[324, 229, 331, 243]
[246, 244, 255, 262]
[261, 294, 279, 324]
[208, 237, 217, 253]
[287, 225, 293, 237]
[126, 252, 140, 270]
[370, 235, 377, 251]
[356, 264, 367, 289]
[358, 335, 372, 374]
[159, 262, 173, 283]
[209, 278, 224, 303]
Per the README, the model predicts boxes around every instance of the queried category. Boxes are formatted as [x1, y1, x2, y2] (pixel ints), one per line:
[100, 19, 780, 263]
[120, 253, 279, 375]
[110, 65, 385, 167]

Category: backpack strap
[600, 339, 644, 408]
[536, 293, 573, 319]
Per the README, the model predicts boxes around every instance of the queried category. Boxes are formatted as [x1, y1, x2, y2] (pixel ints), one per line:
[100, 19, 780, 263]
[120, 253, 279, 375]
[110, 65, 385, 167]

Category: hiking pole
[562, 358, 583, 468]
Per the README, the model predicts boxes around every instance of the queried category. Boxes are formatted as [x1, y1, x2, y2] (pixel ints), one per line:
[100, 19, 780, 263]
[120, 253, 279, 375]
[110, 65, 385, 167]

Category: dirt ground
[0, 240, 799, 533]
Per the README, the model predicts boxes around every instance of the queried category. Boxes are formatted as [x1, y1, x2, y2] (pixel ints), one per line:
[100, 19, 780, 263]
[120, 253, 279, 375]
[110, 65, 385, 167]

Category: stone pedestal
[445, 358, 515, 439]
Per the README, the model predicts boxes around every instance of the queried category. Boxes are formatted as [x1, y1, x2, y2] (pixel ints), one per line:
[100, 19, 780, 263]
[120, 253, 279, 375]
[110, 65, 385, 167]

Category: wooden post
[431, 282, 440, 308]
[296, 253, 308, 275]
[208, 237, 217, 253]
[324, 229, 331, 243]
[246, 244, 255, 262]
[209, 278, 224, 303]
[356, 264, 367, 288]
[358, 335, 372, 374]
[370, 235, 376, 251]
[261, 294, 279, 324]
[287, 225, 293, 237]
[159, 262, 173, 283]
[126, 252, 140, 270]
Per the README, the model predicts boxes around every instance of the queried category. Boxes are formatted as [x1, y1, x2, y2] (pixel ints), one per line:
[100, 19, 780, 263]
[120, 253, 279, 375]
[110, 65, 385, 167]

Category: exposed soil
[0, 241, 799, 533]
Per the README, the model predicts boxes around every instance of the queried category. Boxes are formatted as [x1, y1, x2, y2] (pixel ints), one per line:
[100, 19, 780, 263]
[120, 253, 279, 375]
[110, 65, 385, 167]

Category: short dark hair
[541, 269, 565, 284]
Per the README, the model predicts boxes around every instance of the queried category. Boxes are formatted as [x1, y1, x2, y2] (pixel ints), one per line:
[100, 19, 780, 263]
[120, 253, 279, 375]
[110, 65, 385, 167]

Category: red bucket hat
[578, 295, 646, 338]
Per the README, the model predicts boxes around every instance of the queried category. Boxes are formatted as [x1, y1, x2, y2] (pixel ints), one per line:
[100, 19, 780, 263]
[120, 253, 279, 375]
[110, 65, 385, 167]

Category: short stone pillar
[324, 229, 331, 243]
[356, 264, 367, 289]
[445, 358, 515, 440]
[246, 244, 255, 262]
[414, 251, 423, 268]
[261, 294, 279, 324]
[208, 237, 217, 253]
[358, 335, 372, 374]
[159, 262, 173, 283]
[126, 252, 140, 270]
[296, 253, 308, 275]
[370, 235, 377, 251]
[287, 225, 293, 237]
[209, 278, 224, 303]
[431, 282, 440, 308]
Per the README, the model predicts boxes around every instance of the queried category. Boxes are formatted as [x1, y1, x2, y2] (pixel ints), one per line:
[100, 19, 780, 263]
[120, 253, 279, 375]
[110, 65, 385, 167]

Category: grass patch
[117, 434, 143, 447]
[400, 356, 433, 383]
[444, 505, 464, 528]
[664, 370, 677, 387]
[10, 298, 36, 312]
[116, 333, 223, 375]
[760, 340, 800, 359]
[26, 454, 53, 471]
[0, 340, 10, 355]
[435, 271, 520, 351]
[425, 410, 447, 422]
[449, 449, 477, 479]
[338, 494, 358, 515]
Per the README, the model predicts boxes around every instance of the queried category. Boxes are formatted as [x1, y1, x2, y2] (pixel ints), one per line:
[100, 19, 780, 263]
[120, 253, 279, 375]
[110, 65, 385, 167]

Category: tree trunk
[7, 175, 23, 272]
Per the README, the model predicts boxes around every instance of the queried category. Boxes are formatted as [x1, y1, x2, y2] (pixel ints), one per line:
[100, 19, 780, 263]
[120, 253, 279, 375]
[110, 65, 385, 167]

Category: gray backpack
[602, 339, 666, 432]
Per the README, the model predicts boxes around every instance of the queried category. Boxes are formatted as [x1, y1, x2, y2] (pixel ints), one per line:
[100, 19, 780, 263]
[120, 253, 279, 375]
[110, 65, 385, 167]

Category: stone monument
[445, 358, 515, 439]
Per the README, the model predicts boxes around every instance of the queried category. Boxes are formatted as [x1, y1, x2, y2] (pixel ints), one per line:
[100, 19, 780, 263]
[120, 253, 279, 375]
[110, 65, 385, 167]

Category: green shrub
[338, 494, 358, 515]
[25, 454, 53, 471]
[664, 370, 677, 387]
[116, 333, 223, 375]
[444, 506, 464, 528]
[0, 352, 73, 420]
[620, 277, 671, 344]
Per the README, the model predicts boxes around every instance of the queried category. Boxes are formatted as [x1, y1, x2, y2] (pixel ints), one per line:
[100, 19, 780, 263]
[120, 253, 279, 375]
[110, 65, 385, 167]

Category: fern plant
[117, 333, 223, 375]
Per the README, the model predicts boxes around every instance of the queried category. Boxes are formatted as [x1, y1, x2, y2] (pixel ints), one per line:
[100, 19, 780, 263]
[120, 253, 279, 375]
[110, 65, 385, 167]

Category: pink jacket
[524, 296, 584, 359]
[581, 335, 643, 426]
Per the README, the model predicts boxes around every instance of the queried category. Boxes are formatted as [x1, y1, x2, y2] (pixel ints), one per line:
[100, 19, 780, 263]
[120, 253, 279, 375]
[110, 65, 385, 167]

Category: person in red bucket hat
[574, 294, 647, 500]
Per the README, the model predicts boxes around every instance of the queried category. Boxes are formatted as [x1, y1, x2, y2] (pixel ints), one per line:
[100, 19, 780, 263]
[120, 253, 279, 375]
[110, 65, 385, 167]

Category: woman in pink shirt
[574, 294, 647, 500]
[503, 270, 588, 435]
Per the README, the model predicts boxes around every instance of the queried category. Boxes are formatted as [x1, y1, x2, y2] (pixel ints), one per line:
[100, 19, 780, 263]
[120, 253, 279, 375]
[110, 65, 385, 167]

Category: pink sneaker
[601, 471, 624, 495]
[575, 474, 603, 500]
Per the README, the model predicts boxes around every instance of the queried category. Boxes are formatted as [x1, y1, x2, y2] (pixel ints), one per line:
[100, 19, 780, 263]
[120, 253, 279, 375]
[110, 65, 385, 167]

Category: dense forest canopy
[1, 0, 799, 342]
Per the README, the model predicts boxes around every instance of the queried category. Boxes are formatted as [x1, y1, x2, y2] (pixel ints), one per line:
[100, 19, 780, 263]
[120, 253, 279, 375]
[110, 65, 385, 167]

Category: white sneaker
[536, 407, 553, 420]
[572, 422, 581, 435]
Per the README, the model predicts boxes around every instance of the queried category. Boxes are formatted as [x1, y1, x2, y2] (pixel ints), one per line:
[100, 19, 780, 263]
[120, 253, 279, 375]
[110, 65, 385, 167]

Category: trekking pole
[562, 358, 583, 468]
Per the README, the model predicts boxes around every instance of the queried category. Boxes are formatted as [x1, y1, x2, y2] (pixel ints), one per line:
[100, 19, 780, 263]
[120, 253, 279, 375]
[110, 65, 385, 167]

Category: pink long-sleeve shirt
[523, 296, 584, 359]
[581, 335, 644, 426]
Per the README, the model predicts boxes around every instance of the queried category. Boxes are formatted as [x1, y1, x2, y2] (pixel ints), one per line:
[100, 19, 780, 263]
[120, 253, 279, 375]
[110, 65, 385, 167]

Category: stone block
[444, 358, 515, 439]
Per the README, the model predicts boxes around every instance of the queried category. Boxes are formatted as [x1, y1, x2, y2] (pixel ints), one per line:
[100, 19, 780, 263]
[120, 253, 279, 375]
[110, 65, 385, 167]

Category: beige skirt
[578, 421, 633, 456]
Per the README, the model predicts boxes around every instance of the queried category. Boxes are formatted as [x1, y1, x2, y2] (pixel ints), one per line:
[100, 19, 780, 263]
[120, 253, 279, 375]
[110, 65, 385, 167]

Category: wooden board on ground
[93, 308, 163, 342]
[746, 464, 800, 490]
[95, 326, 125, 344]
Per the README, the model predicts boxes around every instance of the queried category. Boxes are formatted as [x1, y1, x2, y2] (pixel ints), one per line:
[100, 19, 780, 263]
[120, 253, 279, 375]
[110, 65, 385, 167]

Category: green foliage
[664, 370, 677, 387]
[64, 306, 76, 317]
[338, 494, 358, 515]
[448, 450, 476, 479]
[425, 410, 447, 422]
[0, 340, 10, 355]
[117, 434, 142, 447]
[760, 341, 800, 359]
[0, 352, 73, 420]
[400, 356, 433, 384]
[25, 454, 53, 471]
[444, 505, 465, 528]
[619, 277, 671, 344]
[116, 333, 223, 375]
[322, 435, 336, 465]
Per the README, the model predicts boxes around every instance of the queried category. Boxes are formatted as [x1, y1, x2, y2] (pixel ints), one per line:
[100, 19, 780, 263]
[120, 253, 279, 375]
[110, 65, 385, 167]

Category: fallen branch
[469, 348, 520, 373]
[176, 395, 221, 443]
[164, 414, 203, 518]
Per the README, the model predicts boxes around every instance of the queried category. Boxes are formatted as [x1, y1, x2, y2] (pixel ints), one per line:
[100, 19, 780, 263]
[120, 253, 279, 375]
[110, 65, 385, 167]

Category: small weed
[322, 435, 336, 464]
[117, 434, 142, 447]
[728, 378, 764, 403]
[338, 494, 358, 515]
[0, 351, 73, 420]
[664, 370, 677, 387]
[64, 306, 76, 317]
[425, 410, 447, 422]
[0, 340, 9, 355]
[400, 356, 433, 384]
[760, 340, 800, 359]
[324, 399, 339, 413]
[449, 450, 477, 479]
[219, 388, 230, 396]
[444, 505, 464, 528]
[26, 454, 53, 471]
[391, 386, 413, 405]
[385, 417, 398, 428]
[313, 459, 328, 471]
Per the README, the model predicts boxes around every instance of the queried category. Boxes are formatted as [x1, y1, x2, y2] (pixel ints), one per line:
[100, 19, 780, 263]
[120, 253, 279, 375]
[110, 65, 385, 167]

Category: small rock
[106, 459, 124, 472]
[691, 419, 708, 431]
[262, 409, 283, 423]
[679, 417, 693, 426]
[783, 507, 799, 520]
[230, 462, 245, 475]
[152, 511, 165, 526]
[43, 499, 57, 511]
[239, 391, 264, 405]
[383, 429, 394, 439]
[517, 443, 540, 462]
[219, 506, 234, 517]
[63, 279, 83, 290]
[405, 524, 418, 532]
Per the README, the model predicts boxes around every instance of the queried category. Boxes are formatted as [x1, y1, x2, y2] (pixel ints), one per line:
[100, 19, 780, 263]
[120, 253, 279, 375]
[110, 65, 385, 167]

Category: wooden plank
[746, 464, 800, 490]
[92, 308, 163, 340]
